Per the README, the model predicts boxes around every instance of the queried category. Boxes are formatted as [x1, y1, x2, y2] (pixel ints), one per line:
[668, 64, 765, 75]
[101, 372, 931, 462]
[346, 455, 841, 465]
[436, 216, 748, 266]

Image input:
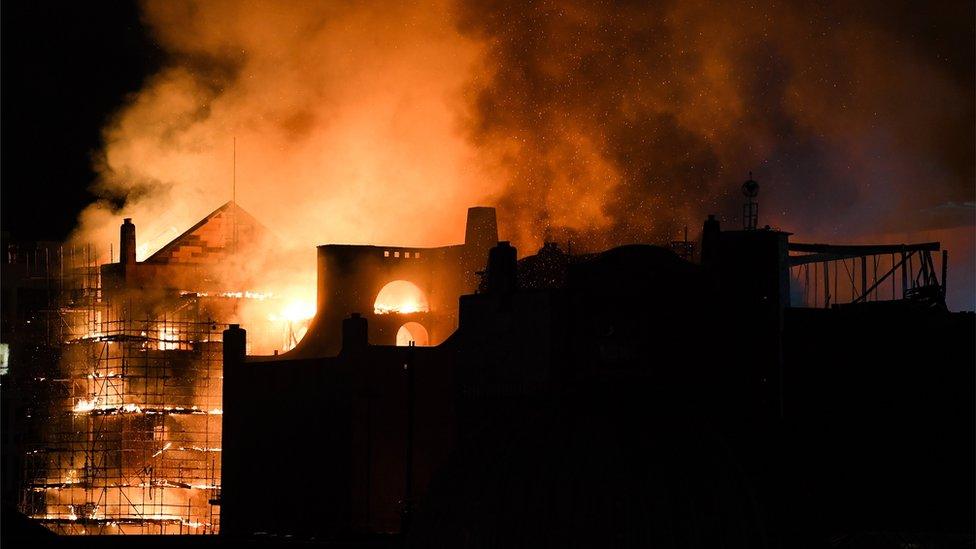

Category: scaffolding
[787, 242, 948, 309]
[16, 246, 225, 535]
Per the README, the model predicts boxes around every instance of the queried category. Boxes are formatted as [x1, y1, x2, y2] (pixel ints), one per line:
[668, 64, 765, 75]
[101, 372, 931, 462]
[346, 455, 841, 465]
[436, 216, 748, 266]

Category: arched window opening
[374, 280, 429, 315]
[396, 322, 429, 347]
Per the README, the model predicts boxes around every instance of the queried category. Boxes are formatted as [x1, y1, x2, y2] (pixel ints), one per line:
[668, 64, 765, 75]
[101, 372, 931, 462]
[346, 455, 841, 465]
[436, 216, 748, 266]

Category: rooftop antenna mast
[232, 137, 239, 252]
[742, 172, 760, 230]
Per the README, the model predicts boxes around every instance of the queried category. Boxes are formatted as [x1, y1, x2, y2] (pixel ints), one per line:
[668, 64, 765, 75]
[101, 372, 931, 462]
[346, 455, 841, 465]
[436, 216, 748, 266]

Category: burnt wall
[291, 207, 498, 358]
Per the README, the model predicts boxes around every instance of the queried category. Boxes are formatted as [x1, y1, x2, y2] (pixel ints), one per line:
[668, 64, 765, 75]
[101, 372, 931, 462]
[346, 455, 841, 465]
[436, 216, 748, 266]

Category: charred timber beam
[789, 242, 939, 255]
[788, 242, 940, 268]
[860, 256, 868, 301]
[941, 250, 948, 298]
[788, 253, 848, 267]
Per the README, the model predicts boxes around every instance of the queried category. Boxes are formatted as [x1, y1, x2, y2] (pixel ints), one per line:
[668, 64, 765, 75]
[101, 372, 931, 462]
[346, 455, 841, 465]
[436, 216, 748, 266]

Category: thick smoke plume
[456, 0, 973, 248]
[74, 0, 974, 307]
[77, 0, 488, 261]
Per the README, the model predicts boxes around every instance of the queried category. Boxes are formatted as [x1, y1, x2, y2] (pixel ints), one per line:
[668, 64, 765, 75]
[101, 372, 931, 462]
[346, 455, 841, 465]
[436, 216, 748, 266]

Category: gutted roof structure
[144, 201, 270, 265]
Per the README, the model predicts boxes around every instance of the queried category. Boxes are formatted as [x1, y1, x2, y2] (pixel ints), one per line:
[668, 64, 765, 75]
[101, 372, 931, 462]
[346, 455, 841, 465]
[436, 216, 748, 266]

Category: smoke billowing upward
[456, 0, 974, 249]
[78, 0, 488, 260]
[74, 0, 974, 305]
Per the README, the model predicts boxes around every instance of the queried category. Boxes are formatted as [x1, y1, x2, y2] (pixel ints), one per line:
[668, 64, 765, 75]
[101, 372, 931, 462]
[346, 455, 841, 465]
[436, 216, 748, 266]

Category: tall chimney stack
[700, 214, 721, 267]
[486, 241, 518, 294]
[120, 218, 137, 264]
[464, 207, 498, 251]
[341, 312, 369, 354]
[220, 324, 246, 537]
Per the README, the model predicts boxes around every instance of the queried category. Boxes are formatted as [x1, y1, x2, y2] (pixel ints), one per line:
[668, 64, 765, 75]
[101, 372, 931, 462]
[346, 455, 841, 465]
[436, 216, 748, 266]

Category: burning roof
[143, 201, 272, 265]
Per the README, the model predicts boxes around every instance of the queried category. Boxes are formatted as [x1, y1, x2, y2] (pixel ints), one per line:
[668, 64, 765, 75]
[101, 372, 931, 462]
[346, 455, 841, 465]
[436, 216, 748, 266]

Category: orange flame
[374, 281, 430, 315]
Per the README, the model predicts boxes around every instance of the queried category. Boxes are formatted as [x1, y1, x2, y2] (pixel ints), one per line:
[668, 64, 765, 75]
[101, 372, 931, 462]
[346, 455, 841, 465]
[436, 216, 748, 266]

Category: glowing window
[397, 322, 429, 346]
[404, 252, 411, 258]
[415, 252, 421, 259]
[374, 280, 429, 315]
[395, 251, 400, 258]
[384, 251, 390, 257]
[158, 328, 181, 350]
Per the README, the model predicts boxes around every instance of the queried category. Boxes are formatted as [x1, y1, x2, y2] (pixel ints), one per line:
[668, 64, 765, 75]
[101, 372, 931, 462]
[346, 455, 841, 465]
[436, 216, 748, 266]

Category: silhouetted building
[289, 207, 498, 357]
[220, 213, 974, 547]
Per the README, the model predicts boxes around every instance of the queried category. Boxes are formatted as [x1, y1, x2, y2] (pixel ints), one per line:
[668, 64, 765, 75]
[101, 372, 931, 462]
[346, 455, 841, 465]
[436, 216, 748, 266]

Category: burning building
[4, 201, 313, 535]
[218, 192, 973, 546]
[4, 186, 972, 543]
[4, 202, 496, 535]
[290, 206, 498, 357]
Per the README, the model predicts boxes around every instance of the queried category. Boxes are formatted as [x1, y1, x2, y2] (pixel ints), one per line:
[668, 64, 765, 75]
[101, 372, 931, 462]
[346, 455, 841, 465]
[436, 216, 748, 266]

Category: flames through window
[374, 280, 429, 315]
[396, 322, 429, 346]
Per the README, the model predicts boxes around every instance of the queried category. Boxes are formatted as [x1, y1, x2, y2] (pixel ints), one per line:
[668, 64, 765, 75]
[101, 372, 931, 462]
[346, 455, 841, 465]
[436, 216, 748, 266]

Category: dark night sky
[1, 0, 160, 241]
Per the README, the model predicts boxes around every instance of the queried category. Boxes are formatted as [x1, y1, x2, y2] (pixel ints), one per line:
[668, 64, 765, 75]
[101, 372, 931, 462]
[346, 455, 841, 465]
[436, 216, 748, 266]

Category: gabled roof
[144, 201, 271, 265]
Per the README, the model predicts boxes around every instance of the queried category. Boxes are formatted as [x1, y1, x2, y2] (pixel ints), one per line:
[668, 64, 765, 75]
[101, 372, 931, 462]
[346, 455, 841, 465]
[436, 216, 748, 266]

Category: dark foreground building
[220, 214, 973, 547]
